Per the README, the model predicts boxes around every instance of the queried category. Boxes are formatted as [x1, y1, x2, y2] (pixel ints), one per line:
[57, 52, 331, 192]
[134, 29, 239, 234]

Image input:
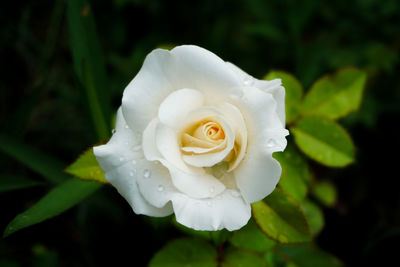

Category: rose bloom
[94, 45, 288, 231]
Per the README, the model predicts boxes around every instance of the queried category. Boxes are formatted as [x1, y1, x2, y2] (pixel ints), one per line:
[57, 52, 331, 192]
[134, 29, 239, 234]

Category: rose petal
[158, 88, 204, 129]
[172, 189, 251, 231]
[233, 86, 288, 203]
[170, 45, 243, 101]
[105, 161, 173, 217]
[225, 61, 286, 126]
[143, 119, 226, 199]
[217, 102, 247, 171]
[94, 108, 142, 172]
[256, 81, 285, 126]
[181, 108, 235, 168]
[122, 47, 243, 134]
[94, 109, 172, 217]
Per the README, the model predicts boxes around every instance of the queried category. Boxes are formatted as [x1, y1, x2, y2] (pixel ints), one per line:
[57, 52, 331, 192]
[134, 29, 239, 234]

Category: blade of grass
[67, 0, 110, 140]
[3, 178, 102, 237]
[0, 134, 68, 184]
[0, 174, 44, 193]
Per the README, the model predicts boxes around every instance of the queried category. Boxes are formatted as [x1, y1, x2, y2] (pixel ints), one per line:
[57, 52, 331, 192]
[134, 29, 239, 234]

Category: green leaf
[252, 189, 311, 244]
[3, 179, 101, 237]
[291, 117, 355, 167]
[149, 238, 217, 267]
[230, 219, 275, 253]
[311, 180, 338, 207]
[279, 244, 343, 267]
[65, 148, 108, 184]
[0, 174, 43, 193]
[301, 67, 367, 120]
[264, 71, 303, 124]
[67, 0, 110, 140]
[301, 200, 324, 236]
[0, 134, 68, 184]
[274, 145, 309, 202]
[222, 248, 267, 267]
[264, 251, 287, 267]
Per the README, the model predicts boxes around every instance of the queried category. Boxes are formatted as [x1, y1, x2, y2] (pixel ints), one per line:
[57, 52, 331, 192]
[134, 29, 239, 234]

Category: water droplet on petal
[125, 124, 129, 129]
[243, 76, 254, 86]
[157, 185, 164, 192]
[111, 129, 116, 134]
[230, 190, 241, 197]
[143, 169, 151, 178]
[266, 138, 278, 148]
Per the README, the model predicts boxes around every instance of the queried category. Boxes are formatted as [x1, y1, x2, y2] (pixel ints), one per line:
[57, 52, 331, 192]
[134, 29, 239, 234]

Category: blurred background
[1, 0, 399, 266]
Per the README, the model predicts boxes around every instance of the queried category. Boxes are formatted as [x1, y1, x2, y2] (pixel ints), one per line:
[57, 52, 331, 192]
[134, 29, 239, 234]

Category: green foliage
[311, 180, 338, 207]
[67, 0, 110, 140]
[3, 179, 101, 237]
[65, 148, 108, 184]
[274, 145, 309, 202]
[149, 238, 218, 267]
[301, 67, 367, 120]
[279, 244, 343, 267]
[221, 248, 267, 267]
[301, 200, 324, 236]
[252, 189, 311, 244]
[230, 219, 275, 253]
[291, 117, 355, 167]
[0, 174, 43, 193]
[0, 134, 69, 184]
[264, 71, 303, 124]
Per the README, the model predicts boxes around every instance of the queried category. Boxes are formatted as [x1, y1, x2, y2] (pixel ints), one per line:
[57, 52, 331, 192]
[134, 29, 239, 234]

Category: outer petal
[172, 189, 251, 231]
[122, 46, 243, 134]
[105, 161, 173, 217]
[122, 49, 174, 134]
[234, 86, 289, 203]
[170, 45, 243, 102]
[94, 109, 172, 216]
[225, 61, 286, 126]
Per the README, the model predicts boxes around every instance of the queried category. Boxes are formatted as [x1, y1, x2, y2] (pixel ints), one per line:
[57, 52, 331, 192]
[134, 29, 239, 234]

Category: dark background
[1, 0, 399, 266]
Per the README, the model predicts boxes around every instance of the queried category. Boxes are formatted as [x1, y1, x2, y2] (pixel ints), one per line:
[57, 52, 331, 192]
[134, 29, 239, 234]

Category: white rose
[94, 45, 288, 231]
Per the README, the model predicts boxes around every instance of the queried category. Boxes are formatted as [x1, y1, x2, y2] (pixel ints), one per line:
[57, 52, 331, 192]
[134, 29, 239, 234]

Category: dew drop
[143, 169, 151, 178]
[111, 129, 116, 134]
[124, 124, 129, 129]
[266, 138, 278, 148]
[157, 185, 164, 192]
[230, 190, 241, 197]
[243, 76, 254, 86]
